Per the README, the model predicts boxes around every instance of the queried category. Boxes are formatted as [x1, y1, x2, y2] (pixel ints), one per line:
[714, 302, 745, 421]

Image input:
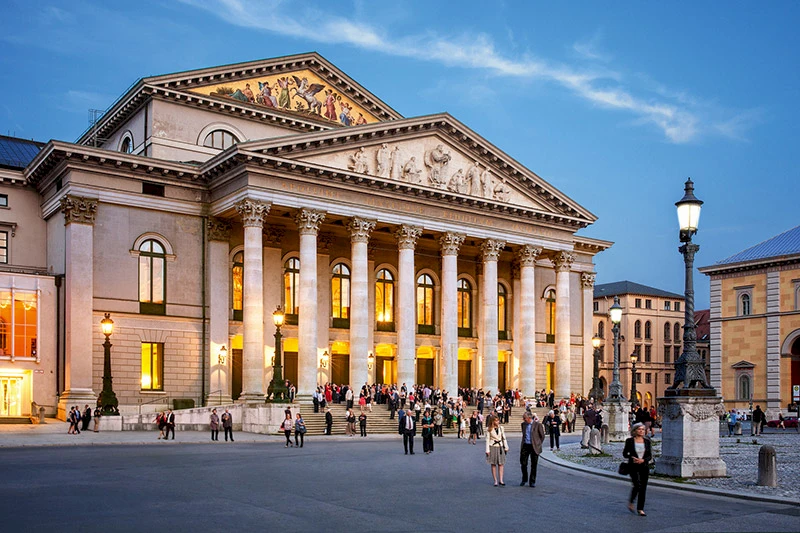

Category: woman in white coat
[485, 415, 509, 486]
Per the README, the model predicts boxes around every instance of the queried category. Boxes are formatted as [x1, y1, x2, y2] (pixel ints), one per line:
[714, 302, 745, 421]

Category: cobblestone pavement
[554, 430, 800, 502]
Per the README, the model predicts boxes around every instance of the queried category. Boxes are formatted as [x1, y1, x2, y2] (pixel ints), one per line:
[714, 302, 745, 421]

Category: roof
[594, 281, 683, 300]
[0, 135, 44, 169]
[695, 309, 710, 341]
[713, 225, 800, 266]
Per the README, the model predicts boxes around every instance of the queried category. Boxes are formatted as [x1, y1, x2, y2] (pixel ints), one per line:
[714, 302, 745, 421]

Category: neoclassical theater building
[2, 53, 611, 417]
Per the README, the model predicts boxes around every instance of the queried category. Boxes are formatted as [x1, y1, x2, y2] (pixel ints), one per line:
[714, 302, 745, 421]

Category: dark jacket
[401, 415, 416, 436]
[520, 420, 546, 455]
[325, 412, 333, 425]
[622, 437, 652, 466]
[546, 415, 560, 435]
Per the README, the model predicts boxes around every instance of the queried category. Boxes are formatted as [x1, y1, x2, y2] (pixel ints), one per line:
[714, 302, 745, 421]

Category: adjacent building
[593, 281, 685, 409]
[2, 53, 612, 419]
[699, 225, 800, 418]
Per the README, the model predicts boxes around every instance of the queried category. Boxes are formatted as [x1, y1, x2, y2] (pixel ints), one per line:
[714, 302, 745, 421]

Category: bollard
[588, 428, 602, 455]
[757, 445, 777, 487]
[581, 425, 591, 448]
[601, 424, 609, 444]
[734, 421, 743, 435]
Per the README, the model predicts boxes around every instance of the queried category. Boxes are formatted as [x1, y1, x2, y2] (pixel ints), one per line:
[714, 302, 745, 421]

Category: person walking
[468, 411, 479, 445]
[485, 416, 509, 486]
[546, 410, 561, 451]
[209, 409, 220, 441]
[325, 407, 333, 435]
[421, 408, 434, 454]
[67, 407, 77, 434]
[623, 423, 652, 516]
[294, 413, 306, 447]
[727, 409, 738, 436]
[752, 405, 765, 436]
[281, 413, 294, 447]
[358, 412, 367, 437]
[519, 412, 545, 487]
[165, 409, 176, 440]
[156, 411, 166, 439]
[221, 409, 234, 442]
[402, 409, 416, 455]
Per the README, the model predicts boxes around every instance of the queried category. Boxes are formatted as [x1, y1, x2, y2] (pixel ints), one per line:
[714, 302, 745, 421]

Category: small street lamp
[99, 313, 119, 415]
[267, 306, 289, 402]
[320, 350, 330, 369]
[218, 345, 228, 366]
[608, 296, 625, 401]
[630, 351, 639, 408]
[367, 351, 375, 371]
[590, 334, 602, 401]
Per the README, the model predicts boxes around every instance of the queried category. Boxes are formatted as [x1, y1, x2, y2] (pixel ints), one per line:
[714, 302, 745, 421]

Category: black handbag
[618, 462, 630, 475]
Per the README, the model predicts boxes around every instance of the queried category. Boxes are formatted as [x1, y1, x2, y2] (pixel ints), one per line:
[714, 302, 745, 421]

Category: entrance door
[283, 352, 298, 387]
[417, 359, 434, 387]
[458, 360, 472, 389]
[546, 362, 554, 392]
[498, 362, 507, 393]
[332, 354, 350, 385]
[377, 357, 395, 385]
[231, 349, 243, 401]
[0, 376, 23, 416]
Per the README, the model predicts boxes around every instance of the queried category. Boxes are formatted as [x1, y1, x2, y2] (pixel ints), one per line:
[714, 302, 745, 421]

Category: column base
[237, 392, 266, 403]
[57, 388, 97, 421]
[656, 395, 727, 478]
[603, 400, 631, 442]
[206, 394, 233, 406]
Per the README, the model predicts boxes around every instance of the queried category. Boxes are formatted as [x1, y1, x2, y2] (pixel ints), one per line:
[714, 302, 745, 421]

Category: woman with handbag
[294, 413, 306, 447]
[281, 413, 294, 447]
[622, 422, 652, 516]
[484, 415, 509, 486]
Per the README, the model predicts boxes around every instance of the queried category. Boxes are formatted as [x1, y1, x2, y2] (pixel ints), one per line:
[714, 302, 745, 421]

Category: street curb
[540, 443, 800, 507]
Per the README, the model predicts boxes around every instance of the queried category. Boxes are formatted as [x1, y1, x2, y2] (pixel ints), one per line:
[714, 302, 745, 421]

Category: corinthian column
[296, 209, 326, 395]
[581, 273, 596, 399]
[348, 217, 376, 389]
[517, 245, 541, 396]
[58, 195, 98, 419]
[235, 199, 270, 401]
[440, 232, 465, 396]
[553, 251, 575, 399]
[480, 239, 506, 394]
[395, 225, 422, 388]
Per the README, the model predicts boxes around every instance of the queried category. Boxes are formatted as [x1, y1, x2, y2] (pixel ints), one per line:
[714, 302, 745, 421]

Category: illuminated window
[457, 278, 472, 337]
[139, 239, 166, 315]
[498, 283, 508, 340]
[203, 130, 239, 149]
[284, 258, 300, 324]
[232, 251, 243, 321]
[332, 263, 351, 328]
[546, 289, 556, 343]
[141, 342, 163, 391]
[417, 274, 435, 334]
[375, 269, 394, 331]
[0, 290, 37, 357]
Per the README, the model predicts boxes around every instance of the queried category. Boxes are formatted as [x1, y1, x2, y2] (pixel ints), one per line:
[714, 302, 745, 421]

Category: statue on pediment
[425, 144, 451, 189]
[349, 147, 369, 174]
[467, 161, 481, 196]
[390, 147, 403, 180]
[493, 178, 512, 203]
[376, 143, 391, 178]
[402, 157, 422, 183]
[447, 169, 467, 194]
[291, 76, 325, 115]
[480, 167, 494, 198]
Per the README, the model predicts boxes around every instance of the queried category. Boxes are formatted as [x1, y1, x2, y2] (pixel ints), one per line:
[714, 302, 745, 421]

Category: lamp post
[608, 296, 625, 401]
[367, 351, 375, 384]
[630, 351, 639, 408]
[218, 345, 228, 366]
[99, 313, 119, 415]
[320, 350, 330, 370]
[267, 306, 289, 402]
[590, 334, 602, 401]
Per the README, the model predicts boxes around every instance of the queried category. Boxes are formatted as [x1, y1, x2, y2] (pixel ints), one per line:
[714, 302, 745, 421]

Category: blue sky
[1, 1, 798, 308]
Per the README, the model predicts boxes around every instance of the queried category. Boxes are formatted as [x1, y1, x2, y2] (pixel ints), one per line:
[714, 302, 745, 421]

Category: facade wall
[0, 181, 47, 268]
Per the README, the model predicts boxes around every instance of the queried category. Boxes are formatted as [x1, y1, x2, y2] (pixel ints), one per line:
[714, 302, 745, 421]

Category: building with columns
[2, 54, 611, 418]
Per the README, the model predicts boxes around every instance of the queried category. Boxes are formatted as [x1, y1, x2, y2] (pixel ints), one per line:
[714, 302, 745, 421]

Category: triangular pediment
[237, 115, 595, 222]
[731, 360, 756, 369]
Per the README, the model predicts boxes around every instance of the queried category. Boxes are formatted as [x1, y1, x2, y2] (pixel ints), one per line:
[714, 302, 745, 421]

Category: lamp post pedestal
[656, 395, 727, 478]
[99, 335, 119, 416]
[603, 399, 631, 442]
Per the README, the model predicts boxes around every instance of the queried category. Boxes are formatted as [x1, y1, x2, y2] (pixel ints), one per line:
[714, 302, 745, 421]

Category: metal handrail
[138, 394, 171, 416]
[206, 389, 225, 406]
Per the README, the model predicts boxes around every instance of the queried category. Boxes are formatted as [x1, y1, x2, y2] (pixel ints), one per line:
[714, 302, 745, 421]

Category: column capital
[395, 225, 423, 250]
[581, 272, 597, 289]
[61, 195, 98, 226]
[207, 217, 231, 242]
[263, 225, 286, 247]
[295, 208, 326, 235]
[235, 199, 270, 228]
[439, 232, 466, 256]
[552, 251, 576, 272]
[347, 217, 376, 243]
[317, 232, 334, 254]
[516, 244, 542, 267]
[481, 239, 506, 261]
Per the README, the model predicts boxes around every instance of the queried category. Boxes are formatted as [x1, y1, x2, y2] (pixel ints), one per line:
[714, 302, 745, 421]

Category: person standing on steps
[519, 412, 545, 487]
[358, 412, 367, 437]
[325, 407, 333, 435]
[402, 409, 416, 455]
[222, 409, 234, 442]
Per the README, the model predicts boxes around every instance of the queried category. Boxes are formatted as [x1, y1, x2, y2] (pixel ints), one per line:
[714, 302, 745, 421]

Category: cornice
[574, 235, 614, 255]
[699, 256, 800, 277]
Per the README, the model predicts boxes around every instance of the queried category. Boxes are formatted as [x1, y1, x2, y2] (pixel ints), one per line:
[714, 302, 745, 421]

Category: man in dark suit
[165, 409, 176, 440]
[402, 410, 416, 455]
[519, 412, 545, 487]
[325, 408, 333, 435]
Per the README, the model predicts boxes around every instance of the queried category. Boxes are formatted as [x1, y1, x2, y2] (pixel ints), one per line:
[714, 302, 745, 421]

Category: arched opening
[331, 263, 351, 328]
[232, 251, 243, 321]
[417, 274, 435, 335]
[457, 278, 472, 337]
[375, 269, 395, 332]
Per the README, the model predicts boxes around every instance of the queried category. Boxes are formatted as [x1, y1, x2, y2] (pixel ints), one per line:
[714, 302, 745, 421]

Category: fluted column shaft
[440, 232, 465, 396]
[554, 251, 575, 399]
[207, 218, 231, 403]
[296, 209, 326, 395]
[396, 225, 422, 388]
[348, 217, 376, 389]
[518, 245, 541, 396]
[480, 239, 505, 394]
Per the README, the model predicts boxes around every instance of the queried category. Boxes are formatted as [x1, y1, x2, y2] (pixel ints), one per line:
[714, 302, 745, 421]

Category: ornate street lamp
[367, 351, 375, 371]
[267, 306, 289, 402]
[590, 334, 602, 401]
[630, 351, 639, 408]
[607, 296, 625, 401]
[99, 313, 119, 415]
[218, 345, 228, 366]
[320, 350, 330, 369]
[668, 178, 713, 394]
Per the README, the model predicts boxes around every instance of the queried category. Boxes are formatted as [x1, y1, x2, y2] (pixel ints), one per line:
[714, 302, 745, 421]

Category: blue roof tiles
[0, 135, 44, 170]
[714, 225, 800, 265]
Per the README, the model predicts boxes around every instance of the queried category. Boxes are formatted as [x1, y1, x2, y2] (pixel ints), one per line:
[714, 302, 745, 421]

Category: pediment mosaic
[189, 69, 380, 126]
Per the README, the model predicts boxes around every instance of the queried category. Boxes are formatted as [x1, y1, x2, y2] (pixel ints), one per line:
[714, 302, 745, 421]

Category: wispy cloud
[179, 0, 755, 143]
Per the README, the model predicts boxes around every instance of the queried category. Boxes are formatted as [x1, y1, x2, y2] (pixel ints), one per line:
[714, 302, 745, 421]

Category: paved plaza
[2, 432, 799, 532]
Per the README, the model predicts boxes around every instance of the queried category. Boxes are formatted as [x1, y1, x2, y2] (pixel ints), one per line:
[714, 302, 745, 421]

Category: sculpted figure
[390, 146, 403, 180]
[480, 167, 494, 198]
[467, 161, 481, 196]
[402, 157, 422, 183]
[447, 169, 465, 193]
[493, 179, 512, 202]
[424, 144, 451, 188]
[376, 143, 391, 178]
[349, 147, 369, 174]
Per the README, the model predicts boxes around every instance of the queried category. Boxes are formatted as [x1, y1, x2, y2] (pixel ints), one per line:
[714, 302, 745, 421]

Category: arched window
[284, 258, 300, 324]
[546, 289, 556, 343]
[674, 323, 681, 344]
[498, 283, 508, 340]
[331, 263, 350, 328]
[598, 321, 605, 339]
[120, 135, 133, 154]
[738, 375, 751, 401]
[139, 239, 166, 315]
[417, 274, 435, 334]
[232, 251, 243, 321]
[644, 321, 651, 340]
[457, 278, 472, 337]
[203, 130, 239, 150]
[664, 322, 671, 343]
[375, 269, 394, 332]
[740, 294, 751, 316]
[634, 320, 642, 339]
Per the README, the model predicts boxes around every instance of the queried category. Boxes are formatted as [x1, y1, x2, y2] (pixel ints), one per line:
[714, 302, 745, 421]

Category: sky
[1, 1, 798, 309]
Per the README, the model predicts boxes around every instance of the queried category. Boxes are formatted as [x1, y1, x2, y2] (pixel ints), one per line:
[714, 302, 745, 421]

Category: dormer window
[119, 133, 134, 154]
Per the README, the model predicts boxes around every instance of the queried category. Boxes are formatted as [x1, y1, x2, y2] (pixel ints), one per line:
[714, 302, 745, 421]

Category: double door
[1, 376, 22, 416]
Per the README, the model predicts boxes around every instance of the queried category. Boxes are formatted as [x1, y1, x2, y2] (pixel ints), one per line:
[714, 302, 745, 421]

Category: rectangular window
[0, 194, 7, 207]
[665, 373, 671, 385]
[142, 182, 165, 197]
[635, 298, 642, 308]
[645, 299, 652, 309]
[664, 346, 670, 363]
[635, 372, 642, 384]
[593, 301, 599, 312]
[674, 346, 681, 360]
[674, 302, 681, 312]
[0, 231, 7, 264]
[645, 373, 652, 384]
[644, 345, 652, 363]
[0, 289, 38, 357]
[664, 301, 671, 310]
[141, 342, 164, 391]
